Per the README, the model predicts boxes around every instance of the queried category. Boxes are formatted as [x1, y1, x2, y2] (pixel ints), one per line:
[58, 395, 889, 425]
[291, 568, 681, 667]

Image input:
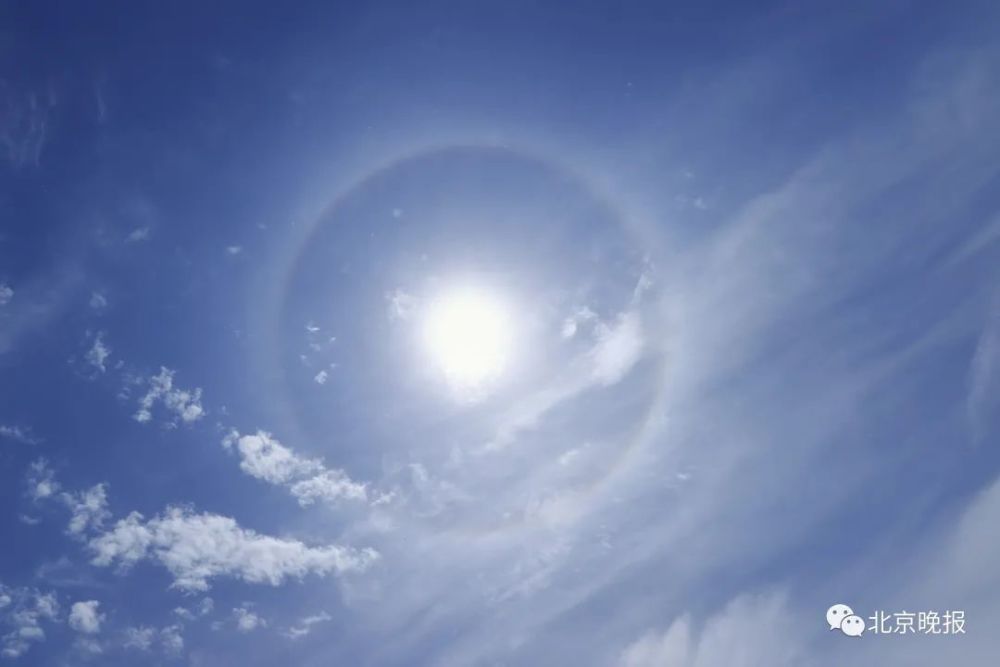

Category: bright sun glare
[422, 287, 511, 390]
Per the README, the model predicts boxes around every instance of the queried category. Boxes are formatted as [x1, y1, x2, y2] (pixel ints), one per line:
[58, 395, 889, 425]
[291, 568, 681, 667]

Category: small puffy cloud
[172, 606, 195, 621]
[0, 283, 12, 306]
[89, 291, 108, 310]
[32, 593, 58, 621]
[68, 600, 104, 634]
[85, 332, 112, 374]
[557, 448, 581, 466]
[74, 636, 103, 655]
[225, 245, 243, 256]
[26, 458, 60, 501]
[62, 484, 110, 537]
[160, 625, 183, 654]
[27, 460, 110, 537]
[386, 288, 417, 321]
[88, 506, 378, 592]
[172, 596, 213, 623]
[290, 469, 368, 506]
[125, 226, 151, 243]
[122, 626, 155, 650]
[284, 611, 331, 640]
[123, 624, 183, 655]
[0, 424, 40, 445]
[133, 367, 205, 425]
[561, 306, 597, 339]
[314, 369, 328, 385]
[224, 430, 368, 506]
[233, 606, 266, 633]
[589, 311, 644, 386]
[231, 430, 321, 485]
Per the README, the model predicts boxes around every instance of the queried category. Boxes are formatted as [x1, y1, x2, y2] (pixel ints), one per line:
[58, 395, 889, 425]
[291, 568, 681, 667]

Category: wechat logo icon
[827, 603, 864, 637]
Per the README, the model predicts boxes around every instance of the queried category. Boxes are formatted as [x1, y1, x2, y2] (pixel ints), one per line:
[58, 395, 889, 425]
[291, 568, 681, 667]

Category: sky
[1, 1, 1000, 665]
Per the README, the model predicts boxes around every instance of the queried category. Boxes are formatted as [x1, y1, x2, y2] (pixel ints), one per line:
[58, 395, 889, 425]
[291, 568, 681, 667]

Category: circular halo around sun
[422, 287, 512, 394]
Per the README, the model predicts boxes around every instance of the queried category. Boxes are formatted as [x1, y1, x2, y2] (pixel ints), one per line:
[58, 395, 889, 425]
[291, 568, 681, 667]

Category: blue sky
[2, 1, 999, 664]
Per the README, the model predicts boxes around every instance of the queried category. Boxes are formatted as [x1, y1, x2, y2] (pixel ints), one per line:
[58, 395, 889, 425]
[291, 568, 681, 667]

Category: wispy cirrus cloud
[0, 424, 40, 445]
[616, 592, 802, 667]
[84, 331, 111, 374]
[283, 611, 332, 640]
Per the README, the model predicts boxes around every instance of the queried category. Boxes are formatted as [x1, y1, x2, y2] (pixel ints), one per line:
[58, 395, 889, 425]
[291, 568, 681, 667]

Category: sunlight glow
[422, 287, 512, 392]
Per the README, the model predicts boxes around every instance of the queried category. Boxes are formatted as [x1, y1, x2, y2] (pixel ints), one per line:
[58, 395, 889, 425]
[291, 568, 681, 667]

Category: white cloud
[172, 606, 195, 621]
[0, 424, 39, 445]
[314, 369, 328, 385]
[617, 593, 802, 667]
[32, 594, 58, 621]
[0, 587, 60, 659]
[229, 430, 321, 484]
[561, 306, 597, 339]
[557, 448, 581, 466]
[589, 311, 644, 386]
[290, 469, 369, 506]
[89, 291, 108, 309]
[233, 606, 266, 633]
[967, 300, 999, 442]
[945, 211, 1000, 266]
[0, 283, 12, 306]
[62, 484, 110, 537]
[26, 461, 110, 537]
[68, 600, 104, 635]
[85, 333, 111, 373]
[386, 288, 417, 321]
[173, 596, 213, 623]
[133, 367, 205, 425]
[283, 611, 332, 639]
[0, 84, 53, 169]
[224, 430, 368, 506]
[74, 636, 103, 655]
[26, 459, 59, 501]
[225, 245, 243, 256]
[122, 624, 184, 655]
[125, 226, 151, 243]
[88, 506, 378, 592]
[122, 626, 155, 650]
[160, 625, 183, 654]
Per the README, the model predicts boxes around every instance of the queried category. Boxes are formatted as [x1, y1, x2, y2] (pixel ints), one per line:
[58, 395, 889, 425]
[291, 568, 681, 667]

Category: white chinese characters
[867, 610, 966, 635]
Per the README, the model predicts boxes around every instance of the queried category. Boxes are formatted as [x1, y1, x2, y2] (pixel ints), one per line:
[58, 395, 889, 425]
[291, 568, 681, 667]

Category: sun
[422, 287, 512, 392]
